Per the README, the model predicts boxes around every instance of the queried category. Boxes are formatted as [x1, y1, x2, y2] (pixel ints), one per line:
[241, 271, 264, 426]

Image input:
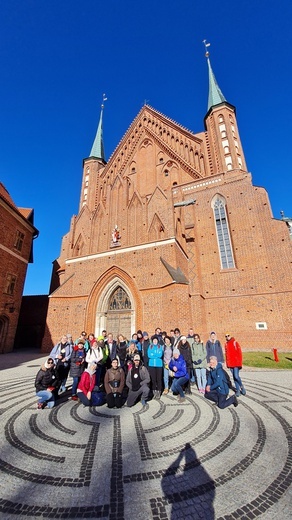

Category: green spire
[89, 94, 107, 161]
[203, 41, 226, 111]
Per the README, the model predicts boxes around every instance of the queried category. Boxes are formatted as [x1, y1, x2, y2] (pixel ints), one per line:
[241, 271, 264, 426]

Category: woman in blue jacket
[147, 335, 164, 399]
[169, 348, 189, 403]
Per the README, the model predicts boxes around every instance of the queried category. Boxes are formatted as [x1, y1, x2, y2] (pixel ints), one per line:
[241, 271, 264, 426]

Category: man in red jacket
[225, 334, 246, 397]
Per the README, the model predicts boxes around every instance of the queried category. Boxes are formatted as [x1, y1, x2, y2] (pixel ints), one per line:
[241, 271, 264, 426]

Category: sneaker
[178, 396, 186, 403]
[233, 396, 239, 407]
[71, 395, 78, 401]
[240, 387, 246, 396]
[37, 402, 44, 409]
[235, 391, 240, 397]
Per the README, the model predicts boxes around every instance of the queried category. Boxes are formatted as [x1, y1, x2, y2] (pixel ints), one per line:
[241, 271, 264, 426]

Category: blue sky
[0, 0, 291, 295]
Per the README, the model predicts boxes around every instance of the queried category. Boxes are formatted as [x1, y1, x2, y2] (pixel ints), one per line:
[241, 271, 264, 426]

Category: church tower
[79, 95, 107, 213]
[203, 43, 247, 174]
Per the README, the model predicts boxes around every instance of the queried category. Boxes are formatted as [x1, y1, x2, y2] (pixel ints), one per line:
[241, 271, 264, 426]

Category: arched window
[108, 286, 132, 310]
[212, 197, 235, 269]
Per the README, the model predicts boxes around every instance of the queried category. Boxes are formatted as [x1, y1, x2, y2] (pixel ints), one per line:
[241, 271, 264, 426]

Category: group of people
[35, 328, 246, 410]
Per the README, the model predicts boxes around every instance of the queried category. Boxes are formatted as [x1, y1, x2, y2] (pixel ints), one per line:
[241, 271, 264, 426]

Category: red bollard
[273, 348, 279, 362]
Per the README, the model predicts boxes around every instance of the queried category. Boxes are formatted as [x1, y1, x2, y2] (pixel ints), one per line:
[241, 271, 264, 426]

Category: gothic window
[109, 286, 131, 310]
[212, 197, 235, 269]
[14, 230, 25, 252]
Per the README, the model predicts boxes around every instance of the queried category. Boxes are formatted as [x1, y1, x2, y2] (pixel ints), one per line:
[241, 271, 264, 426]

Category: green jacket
[191, 341, 207, 369]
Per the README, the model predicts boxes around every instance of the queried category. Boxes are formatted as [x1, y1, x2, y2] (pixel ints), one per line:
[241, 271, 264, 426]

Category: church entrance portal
[96, 285, 134, 340]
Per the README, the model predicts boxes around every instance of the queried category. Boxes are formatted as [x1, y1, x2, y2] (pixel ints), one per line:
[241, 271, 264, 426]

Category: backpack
[222, 368, 236, 392]
[91, 390, 106, 406]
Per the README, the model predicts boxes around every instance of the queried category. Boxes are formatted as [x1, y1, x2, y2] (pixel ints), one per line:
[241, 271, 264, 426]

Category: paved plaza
[0, 351, 291, 519]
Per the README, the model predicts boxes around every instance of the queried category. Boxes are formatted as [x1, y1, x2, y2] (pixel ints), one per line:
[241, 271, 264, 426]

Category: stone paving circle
[0, 351, 291, 519]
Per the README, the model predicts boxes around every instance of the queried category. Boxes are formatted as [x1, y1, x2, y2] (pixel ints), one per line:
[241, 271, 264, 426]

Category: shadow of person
[161, 442, 215, 519]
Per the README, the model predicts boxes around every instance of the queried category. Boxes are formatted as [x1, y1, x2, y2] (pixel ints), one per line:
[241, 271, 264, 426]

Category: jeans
[205, 390, 236, 409]
[77, 391, 91, 406]
[230, 367, 243, 394]
[171, 376, 189, 397]
[36, 390, 55, 408]
[195, 368, 207, 390]
[71, 376, 80, 396]
[164, 367, 169, 389]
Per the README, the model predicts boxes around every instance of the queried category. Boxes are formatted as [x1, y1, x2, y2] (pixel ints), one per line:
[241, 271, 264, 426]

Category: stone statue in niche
[111, 225, 121, 247]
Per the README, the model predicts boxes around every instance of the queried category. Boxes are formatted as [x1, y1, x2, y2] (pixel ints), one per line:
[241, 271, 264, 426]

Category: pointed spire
[203, 41, 226, 111]
[89, 94, 107, 161]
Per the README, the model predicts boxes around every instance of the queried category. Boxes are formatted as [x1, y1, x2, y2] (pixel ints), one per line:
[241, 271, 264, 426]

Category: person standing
[225, 333, 246, 397]
[104, 333, 117, 368]
[116, 334, 128, 371]
[141, 331, 150, 367]
[191, 334, 207, 394]
[70, 341, 86, 400]
[74, 331, 90, 353]
[172, 328, 182, 348]
[147, 335, 164, 399]
[206, 331, 224, 365]
[178, 336, 193, 395]
[50, 335, 72, 394]
[162, 336, 173, 394]
[205, 356, 238, 409]
[169, 348, 189, 403]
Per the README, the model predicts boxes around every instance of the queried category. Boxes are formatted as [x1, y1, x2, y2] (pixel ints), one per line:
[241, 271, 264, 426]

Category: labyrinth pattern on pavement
[0, 366, 291, 520]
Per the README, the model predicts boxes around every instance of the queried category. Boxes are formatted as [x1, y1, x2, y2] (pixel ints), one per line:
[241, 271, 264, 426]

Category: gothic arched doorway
[95, 280, 135, 339]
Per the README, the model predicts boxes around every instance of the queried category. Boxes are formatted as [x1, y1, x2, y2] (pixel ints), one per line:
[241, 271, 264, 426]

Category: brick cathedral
[43, 51, 292, 351]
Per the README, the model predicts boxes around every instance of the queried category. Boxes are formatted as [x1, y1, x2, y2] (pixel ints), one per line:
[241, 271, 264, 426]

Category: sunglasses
[48, 361, 54, 364]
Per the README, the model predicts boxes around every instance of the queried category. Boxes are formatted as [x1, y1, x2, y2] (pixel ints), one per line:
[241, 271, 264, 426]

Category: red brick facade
[43, 95, 292, 351]
[0, 183, 38, 352]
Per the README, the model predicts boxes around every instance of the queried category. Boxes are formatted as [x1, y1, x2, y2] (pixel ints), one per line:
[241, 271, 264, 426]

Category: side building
[43, 53, 292, 351]
[0, 183, 39, 352]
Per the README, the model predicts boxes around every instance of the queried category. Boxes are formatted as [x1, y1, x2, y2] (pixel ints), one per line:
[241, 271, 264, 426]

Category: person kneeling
[126, 354, 150, 407]
[205, 356, 238, 409]
[104, 358, 125, 408]
[76, 363, 96, 406]
[169, 348, 189, 403]
[35, 358, 58, 409]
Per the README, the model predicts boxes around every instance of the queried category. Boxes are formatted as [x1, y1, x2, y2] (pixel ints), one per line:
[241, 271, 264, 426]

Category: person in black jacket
[35, 358, 58, 409]
[70, 342, 86, 400]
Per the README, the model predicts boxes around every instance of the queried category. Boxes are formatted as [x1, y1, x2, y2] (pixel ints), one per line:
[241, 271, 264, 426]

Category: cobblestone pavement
[0, 351, 291, 519]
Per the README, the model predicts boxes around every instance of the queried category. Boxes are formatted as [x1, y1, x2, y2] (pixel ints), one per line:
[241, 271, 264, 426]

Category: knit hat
[133, 354, 140, 361]
[180, 336, 187, 341]
[142, 331, 149, 337]
[210, 331, 216, 335]
[173, 348, 180, 356]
